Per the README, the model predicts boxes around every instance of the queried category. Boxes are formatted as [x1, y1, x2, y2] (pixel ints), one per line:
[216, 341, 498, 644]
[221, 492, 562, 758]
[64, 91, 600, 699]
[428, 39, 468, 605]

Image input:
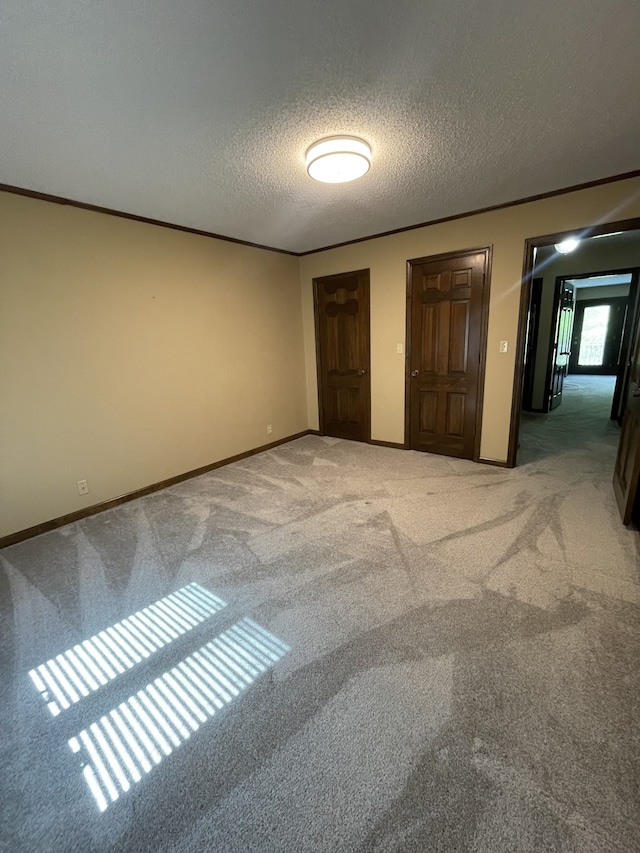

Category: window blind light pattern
[68, 618, 290, 812]
[29, 583, 227, 715]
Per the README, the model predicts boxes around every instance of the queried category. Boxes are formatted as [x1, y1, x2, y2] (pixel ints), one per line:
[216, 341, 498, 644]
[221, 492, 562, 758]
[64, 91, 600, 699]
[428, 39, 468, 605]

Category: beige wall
[300, 177, 640, 460]
[0, 192, 306, 538]
[4, 177, 640, 538]
[531, 232, 640, 408]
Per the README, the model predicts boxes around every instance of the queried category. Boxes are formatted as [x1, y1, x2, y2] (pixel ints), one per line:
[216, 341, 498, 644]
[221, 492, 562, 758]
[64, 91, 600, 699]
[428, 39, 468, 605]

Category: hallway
[518, 374, 618, 465]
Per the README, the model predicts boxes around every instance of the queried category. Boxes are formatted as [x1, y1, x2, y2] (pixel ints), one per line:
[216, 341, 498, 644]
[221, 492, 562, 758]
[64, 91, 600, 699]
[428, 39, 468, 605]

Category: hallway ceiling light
[306, 136, 371, 183]
[554, 238, 580, 254]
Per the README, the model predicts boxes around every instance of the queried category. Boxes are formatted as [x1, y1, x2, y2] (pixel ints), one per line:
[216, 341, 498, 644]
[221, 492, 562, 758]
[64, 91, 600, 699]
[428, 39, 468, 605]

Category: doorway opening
[510, 220, 640, 524]
[575, 301, 614, 369]
[569, 275, 632, 375]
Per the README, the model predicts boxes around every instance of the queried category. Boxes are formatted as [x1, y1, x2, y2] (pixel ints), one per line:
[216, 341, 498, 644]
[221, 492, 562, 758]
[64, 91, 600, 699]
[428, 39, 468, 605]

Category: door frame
[569, 295, 629, 375]
[404, 245, 493, 461]
[313, 268, 371, 442]
[508, 217, 640, 467]
[561, 267, 637, 378]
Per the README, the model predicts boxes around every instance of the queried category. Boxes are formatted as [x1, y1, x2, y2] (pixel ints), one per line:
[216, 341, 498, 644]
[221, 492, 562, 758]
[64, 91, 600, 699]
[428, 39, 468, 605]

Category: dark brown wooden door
[522, 277, 543, 411]
[314, 269, 371, 442]
[548, 280, 575, 410]
[612, 272, 640, 422]
[613, 317, 640, 524]
[407, 248, 490, 459]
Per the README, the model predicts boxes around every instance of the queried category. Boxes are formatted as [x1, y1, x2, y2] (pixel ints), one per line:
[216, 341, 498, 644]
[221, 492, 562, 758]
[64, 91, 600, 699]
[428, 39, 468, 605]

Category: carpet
[1, 375, 639, 852]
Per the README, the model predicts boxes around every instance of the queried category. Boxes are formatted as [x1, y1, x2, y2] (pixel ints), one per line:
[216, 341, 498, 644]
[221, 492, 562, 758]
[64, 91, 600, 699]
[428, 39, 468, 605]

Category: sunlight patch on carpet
[29, 583, 227, 715]
[68, 617, 290, 812]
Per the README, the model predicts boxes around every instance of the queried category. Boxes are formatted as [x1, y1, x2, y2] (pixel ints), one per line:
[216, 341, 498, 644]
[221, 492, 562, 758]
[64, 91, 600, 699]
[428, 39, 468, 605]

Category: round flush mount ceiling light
[554, 237, 580, 254]
[306, 136, 371, 183]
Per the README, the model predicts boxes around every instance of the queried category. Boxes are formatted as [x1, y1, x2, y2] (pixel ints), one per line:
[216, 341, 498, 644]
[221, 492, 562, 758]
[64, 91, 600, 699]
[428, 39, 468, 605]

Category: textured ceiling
[1, 0, 639, 253]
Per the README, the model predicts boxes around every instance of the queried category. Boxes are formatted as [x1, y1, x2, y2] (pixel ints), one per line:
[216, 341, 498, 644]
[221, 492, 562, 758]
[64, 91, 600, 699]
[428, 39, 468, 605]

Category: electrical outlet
[267, 424, 273, 435]
[499, 340, 509, 353]
[77, 479, 89, 496]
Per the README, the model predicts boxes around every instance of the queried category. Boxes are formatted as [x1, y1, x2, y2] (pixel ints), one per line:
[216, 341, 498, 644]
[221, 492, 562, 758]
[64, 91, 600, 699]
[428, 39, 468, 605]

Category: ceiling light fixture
[306, 136, 371, 183]
[554, 238, 580, 254]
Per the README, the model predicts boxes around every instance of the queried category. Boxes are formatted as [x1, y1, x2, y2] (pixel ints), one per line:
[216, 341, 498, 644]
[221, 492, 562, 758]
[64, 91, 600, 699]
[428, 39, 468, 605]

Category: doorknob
[411, 369, 419, 377]
[357, 368, 367, 376]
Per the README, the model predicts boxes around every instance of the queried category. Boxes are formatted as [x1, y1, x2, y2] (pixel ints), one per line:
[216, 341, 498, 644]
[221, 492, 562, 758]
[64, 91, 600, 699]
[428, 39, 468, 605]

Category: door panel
[613, 316, 640, 524]
[446, 394, 465, 437]
[449, 302, 469, 373]
[314, 270, 371, 442]
[547, 280, 575, 411]
[420, 391, 438, 434]
[421, 306, 438, 371]
[408, 249, 489, 459]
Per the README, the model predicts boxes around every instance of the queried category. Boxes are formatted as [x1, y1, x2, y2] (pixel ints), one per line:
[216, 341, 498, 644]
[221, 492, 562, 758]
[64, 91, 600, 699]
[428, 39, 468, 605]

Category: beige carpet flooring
[1, 374, 639, 852]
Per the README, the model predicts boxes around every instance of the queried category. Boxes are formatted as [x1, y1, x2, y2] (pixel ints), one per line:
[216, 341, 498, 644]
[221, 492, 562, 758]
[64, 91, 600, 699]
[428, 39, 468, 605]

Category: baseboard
[369, 439, 407, 449]
[310, 431, 405, 449]
[477, 457, 510, 468]
[0, 430, 313, 549]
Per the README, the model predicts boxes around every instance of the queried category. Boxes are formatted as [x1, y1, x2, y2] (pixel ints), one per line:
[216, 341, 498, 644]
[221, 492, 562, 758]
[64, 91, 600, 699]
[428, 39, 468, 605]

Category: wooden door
[407, 248, 490, 459]
[612, 272, 640, 422]
[314, 269, 371, 442]
[522, 277, 543, 411]
[613, 317, 640, 524]
[547, 280, 575, 410]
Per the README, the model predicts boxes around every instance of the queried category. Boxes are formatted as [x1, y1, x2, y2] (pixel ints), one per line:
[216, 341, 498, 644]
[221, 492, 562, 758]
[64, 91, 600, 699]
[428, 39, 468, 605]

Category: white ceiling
[1, 0, 639, 254]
